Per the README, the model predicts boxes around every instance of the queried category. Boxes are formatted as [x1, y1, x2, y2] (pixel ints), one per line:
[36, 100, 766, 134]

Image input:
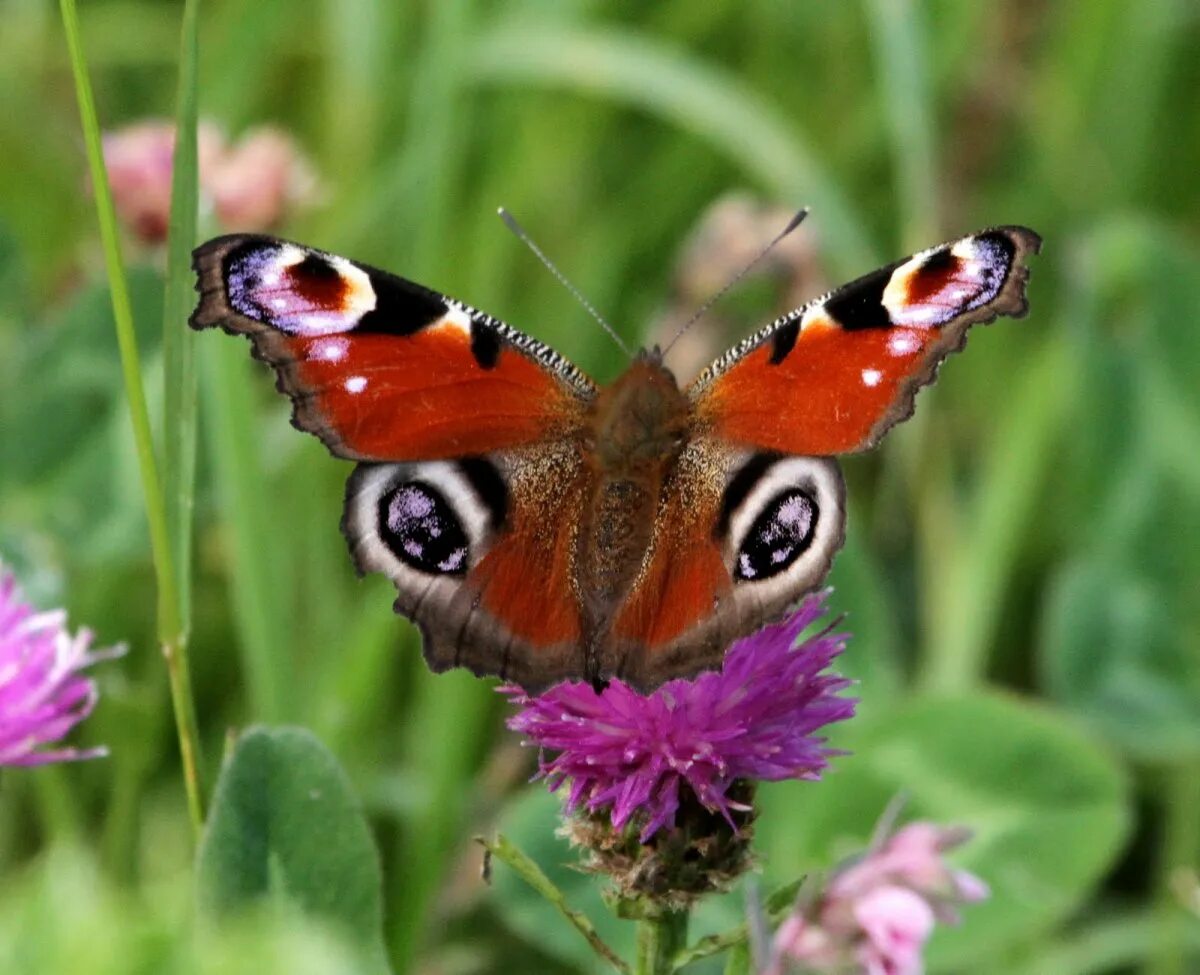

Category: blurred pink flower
[767, 821, 987, 975]
[831, 822, 989, 922]
[853, 886, 934, 975]
[102, 120, 225, 243]
[0, 568, 121, 765]
[208, 126, 318, 231]
[101, 119, 316, 244]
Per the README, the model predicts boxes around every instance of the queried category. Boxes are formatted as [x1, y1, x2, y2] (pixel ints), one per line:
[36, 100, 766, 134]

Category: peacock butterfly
[190, 221, 1040, 692]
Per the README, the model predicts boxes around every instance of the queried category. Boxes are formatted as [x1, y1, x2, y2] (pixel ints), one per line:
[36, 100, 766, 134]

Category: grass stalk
[198, 340, 288, 723]
[921, 337, 1072, 690]
[161, 0, 200, 634]
[478, 834, 630, 974]
[58, 0, 205, 834]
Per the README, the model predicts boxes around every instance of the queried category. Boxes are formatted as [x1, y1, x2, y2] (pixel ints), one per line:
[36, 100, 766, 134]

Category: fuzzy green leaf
[197, 726, 389, 974]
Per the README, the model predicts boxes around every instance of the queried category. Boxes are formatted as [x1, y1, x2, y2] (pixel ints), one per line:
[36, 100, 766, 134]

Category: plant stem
[58, 0, 205, 835]
[635, 909, 688, 975]
[672, 878, 806, 971]
[1144, 760, 1200, 975]
[478, 835, 630, 974]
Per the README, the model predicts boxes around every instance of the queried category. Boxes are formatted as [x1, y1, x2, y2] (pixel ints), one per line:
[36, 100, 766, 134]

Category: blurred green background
[1, 0, 1198, 972]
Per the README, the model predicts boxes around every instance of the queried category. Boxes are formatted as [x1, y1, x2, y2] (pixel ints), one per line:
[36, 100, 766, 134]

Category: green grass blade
[159, 0, 207, 832]
[391, 672, 495, 973]
[469, 24, 876, 278]
[58, 0, 204, 834]
[1010, 908, 1200, 975]
[863, 0, 938, 247]
[199, 340, 288, 723]
[920, 336, 1074, 690]
[162, 0, 200, 633]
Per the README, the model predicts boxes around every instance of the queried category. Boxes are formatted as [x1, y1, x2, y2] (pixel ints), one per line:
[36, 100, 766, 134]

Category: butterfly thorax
[587, 351, 689, 475]
[576, 353, 690, 680]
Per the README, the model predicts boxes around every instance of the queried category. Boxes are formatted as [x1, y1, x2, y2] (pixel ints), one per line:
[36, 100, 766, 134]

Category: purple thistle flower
[0, 568, 121, 766]
[502, 592, 856, 842]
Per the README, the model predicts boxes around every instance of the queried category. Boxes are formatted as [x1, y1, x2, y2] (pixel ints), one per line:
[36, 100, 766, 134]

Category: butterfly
[191, 221, 1040, 692]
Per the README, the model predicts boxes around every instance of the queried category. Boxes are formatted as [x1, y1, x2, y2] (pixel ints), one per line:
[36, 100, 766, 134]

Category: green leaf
[755, 692, 1130, 971]
[197, 726, 389, 974]
[1040, 558, 1200, 760]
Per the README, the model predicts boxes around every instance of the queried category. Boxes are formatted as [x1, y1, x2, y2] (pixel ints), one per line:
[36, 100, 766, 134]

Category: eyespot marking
[734, 489, 816, 581]
[379, 482, 469, 577]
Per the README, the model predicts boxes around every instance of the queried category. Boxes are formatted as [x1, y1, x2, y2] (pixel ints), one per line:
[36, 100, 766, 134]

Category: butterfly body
[192, 224, 1040, 691]
[575, 350, 691, 679]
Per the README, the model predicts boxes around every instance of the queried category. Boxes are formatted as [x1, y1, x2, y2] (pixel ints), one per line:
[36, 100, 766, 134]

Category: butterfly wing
[193, 234, 599, 689]
[191, 234, 595, 461]
[610, 226, 1041, 687]
[688, 226, 1041, 454]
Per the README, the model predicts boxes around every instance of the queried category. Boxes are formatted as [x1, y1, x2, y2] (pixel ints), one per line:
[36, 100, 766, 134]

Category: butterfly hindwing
[607, 443, 846, 688]
[341, 445, 590, 692]
[689, 226, 1042, 455]
[191, 234, 595, 461]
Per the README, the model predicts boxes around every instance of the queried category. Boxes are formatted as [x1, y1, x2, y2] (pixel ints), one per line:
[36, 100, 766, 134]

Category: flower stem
[635, 909, 688, 975]
[58, 0, 205, 836]
[670, 877, 804, 969]
[478, 834, 630, 974]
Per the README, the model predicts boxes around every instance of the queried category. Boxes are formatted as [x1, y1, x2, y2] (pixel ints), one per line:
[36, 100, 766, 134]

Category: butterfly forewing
[689, 226, 1042, 455]
[191, 234, 595, 461]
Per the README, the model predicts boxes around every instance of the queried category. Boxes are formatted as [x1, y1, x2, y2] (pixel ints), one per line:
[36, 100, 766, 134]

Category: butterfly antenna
[663, 206, 810, 356]
[498, 207, 632, 358]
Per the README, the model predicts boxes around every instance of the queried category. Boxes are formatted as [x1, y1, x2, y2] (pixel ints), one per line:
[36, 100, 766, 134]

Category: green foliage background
[0, 1, 1198, 972]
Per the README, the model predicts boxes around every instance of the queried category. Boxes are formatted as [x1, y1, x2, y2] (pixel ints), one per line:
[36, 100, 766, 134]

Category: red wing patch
[614, 527, 731, 651]
[689, 227, 1041, 455]
[191, 234, 595, 461]
[470, 460, 586, 648]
